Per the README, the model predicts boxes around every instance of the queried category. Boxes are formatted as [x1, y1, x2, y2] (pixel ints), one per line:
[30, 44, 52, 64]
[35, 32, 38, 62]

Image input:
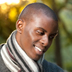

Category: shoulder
[43, 59, 64, 72]
[0, 44, 10, 72]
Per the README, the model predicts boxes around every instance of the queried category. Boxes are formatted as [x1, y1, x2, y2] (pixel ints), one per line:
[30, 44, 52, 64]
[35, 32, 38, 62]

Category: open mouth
[33, 44, 43, 55]
[35, 46, 42, 52]
[33, 44, 42, 52]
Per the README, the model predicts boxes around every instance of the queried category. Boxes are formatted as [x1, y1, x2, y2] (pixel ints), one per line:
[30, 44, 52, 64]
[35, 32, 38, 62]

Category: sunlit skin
[16, 13, 58, 61]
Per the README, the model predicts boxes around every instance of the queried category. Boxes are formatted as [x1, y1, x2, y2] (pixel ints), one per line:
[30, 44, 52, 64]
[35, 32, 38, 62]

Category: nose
[40, 35, 48, 46]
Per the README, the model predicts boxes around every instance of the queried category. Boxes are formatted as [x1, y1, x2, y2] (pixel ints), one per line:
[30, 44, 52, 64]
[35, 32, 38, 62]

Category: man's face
[18, 14, 58, 61]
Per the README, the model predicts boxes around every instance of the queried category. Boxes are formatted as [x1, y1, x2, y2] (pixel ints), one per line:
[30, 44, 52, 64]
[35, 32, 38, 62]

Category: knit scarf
[1, 30, 44, 72]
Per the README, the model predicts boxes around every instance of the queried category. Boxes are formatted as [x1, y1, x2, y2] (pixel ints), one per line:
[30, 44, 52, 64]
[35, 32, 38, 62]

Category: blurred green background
[0, 0, 72, 72]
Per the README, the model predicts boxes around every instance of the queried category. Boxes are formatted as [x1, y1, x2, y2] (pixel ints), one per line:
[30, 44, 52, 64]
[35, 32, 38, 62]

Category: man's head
[18, 3, 58, 22]
[16, 3, 58, 61]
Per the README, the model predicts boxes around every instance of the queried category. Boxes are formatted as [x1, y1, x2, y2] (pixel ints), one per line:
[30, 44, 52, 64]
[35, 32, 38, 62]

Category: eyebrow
[37, 27, 58, 36]
[50, 32, 58, 36]
[37, 27, 47, 32]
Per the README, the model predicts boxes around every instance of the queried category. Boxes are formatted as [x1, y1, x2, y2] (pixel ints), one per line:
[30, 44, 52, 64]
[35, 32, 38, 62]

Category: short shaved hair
[18, 3, 58, 22]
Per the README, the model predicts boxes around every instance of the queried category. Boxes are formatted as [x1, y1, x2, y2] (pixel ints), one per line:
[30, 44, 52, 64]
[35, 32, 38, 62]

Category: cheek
[20, 34, 32, 52]
[20, 30, 31, 48]
[23, 30, 36, 48]
[49, 39, 54, 47]
[45, 42, 52, 52]
[47, 40, 53, 49]
[29, 30, 39, 42]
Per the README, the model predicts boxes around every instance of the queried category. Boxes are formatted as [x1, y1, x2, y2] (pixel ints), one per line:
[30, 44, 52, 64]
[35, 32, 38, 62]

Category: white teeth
[35, 46, 42, 51]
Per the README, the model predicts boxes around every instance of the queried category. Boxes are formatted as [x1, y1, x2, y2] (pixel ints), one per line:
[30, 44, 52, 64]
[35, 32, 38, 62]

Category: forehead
[25, 13, 58, 34]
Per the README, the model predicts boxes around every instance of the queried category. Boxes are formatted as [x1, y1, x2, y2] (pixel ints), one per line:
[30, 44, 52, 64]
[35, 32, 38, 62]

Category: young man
[0, 3, 64, 72]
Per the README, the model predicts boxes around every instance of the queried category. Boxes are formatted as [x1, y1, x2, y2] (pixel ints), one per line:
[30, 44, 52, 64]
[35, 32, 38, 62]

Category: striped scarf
[1, 30, 44, 72]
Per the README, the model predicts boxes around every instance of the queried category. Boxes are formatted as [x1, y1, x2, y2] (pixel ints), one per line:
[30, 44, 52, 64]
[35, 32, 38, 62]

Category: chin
[32, 55, 41, 61]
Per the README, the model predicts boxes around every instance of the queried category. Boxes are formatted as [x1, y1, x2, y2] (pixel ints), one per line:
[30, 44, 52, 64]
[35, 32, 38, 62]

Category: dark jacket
[0, 44, 64, 72]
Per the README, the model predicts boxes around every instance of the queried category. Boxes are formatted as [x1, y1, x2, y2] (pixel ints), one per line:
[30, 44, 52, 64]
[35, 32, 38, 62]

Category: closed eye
[36, 30, 45, 35]
[49, 33, 58, 40]
[49, 36, 55, 39]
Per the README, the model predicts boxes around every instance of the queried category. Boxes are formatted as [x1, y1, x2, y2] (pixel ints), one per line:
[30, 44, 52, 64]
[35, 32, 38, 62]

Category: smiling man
[0, 3, 64, 72]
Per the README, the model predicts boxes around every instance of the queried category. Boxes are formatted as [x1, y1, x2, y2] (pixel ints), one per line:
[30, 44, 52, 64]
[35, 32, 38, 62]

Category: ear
[16, 19, 25, 34]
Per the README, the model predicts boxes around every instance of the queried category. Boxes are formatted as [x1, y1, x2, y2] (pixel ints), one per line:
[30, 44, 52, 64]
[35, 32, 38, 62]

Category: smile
[35, 46, 42, 52]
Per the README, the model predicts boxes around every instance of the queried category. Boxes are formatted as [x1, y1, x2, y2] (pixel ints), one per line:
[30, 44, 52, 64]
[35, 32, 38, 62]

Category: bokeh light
[0, 0, 20, 4]
[9, 8, 17, 21]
